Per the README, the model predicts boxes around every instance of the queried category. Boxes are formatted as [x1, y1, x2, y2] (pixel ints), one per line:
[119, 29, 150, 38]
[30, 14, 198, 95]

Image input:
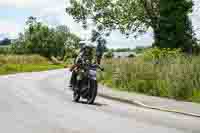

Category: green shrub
[104, 51, 113, 58]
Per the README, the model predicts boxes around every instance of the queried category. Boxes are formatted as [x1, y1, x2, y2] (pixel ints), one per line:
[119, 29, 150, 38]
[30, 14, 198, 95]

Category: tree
[0, 38, 11, 46]
[104, 51, 113, 58]
[159, 0, 195, 53]
[11, 16, 80, 58]
[128, 54, 135, 58]
[66, 0, 196, 53]
[66, 0, 157, 42]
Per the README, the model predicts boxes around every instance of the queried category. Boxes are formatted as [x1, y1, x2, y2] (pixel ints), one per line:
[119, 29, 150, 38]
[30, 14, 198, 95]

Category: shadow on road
[77, 101, 107, 107]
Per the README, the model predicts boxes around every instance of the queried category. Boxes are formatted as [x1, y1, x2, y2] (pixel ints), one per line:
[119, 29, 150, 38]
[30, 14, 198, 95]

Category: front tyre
[73, 91, 80, 102]
[87, 79, 98, 104]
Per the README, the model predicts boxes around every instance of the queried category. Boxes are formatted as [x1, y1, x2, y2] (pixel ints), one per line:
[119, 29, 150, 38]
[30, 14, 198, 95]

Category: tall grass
[99, 50, 200, 103]
[0, 54, 64, 75]
[0, 54, 49, 65]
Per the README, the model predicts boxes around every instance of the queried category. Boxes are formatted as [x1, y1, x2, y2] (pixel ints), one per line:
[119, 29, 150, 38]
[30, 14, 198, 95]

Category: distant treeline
[109, 46, 151, 54]
[0, 38, 11, 46]
[0, 16, 80, 60]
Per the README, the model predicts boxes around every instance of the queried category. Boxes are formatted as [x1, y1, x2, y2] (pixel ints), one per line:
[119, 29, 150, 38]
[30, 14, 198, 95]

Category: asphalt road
[0, 69, 200, 133]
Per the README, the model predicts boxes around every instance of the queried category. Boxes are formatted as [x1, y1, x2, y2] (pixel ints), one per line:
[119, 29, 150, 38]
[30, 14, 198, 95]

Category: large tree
[66, 0, 195, 52]
[159, 0, 195, 53]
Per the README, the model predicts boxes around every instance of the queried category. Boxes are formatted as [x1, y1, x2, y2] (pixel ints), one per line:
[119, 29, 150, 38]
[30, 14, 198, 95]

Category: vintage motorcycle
[70, 58, 103, 104]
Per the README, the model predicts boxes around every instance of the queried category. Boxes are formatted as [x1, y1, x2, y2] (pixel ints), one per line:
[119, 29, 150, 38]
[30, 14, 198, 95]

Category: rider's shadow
[65, 86, 107, 106]
[78, 101, 107, 107]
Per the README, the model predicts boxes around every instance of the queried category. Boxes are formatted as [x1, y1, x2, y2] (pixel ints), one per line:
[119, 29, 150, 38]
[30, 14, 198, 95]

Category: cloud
[0, 0, 29, 8]
[38, 5, 91, 39]
[0, 0, 200, 48]
[107, 31, 153, 48]
[0, 0, 64, 9]
[0, 19, 22, 39]
[192, 0, 200, 38]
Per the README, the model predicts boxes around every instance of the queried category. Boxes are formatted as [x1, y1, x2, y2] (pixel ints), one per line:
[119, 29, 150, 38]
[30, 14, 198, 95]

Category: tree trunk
[152, 27, 160, 47]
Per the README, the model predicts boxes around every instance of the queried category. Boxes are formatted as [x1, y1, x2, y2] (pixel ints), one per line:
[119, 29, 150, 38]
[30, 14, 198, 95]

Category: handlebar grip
[98, 66, 104, 71]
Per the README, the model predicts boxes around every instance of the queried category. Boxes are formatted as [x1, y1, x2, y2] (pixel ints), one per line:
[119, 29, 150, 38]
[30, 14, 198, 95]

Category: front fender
[89, 70, 97, 80]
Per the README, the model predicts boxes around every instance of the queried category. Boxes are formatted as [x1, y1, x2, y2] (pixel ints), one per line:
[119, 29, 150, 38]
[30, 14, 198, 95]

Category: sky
[0, 0, 199, 48]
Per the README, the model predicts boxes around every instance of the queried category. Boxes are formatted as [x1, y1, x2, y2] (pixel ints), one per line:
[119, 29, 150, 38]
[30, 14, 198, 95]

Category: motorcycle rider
[69, 41, 94, 87]
[69, 40, 105, 87]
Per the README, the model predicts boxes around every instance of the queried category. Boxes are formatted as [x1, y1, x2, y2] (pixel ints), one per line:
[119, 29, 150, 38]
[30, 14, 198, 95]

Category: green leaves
[159, 0, 195, 53]
[66, 0, 148, 37]
[11, 16, 80, 59]
[66, 0, 196, 53]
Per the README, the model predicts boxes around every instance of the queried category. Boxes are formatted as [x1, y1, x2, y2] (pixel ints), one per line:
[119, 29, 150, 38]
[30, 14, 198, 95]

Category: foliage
[11, 16, 80, 59]
[104, 51, 113, 58]
[128, 54, 135, 58]
[133, 46, 151, 54]
[66, 0, 196, 53]
[66, 0, 152, 36]
[142, 47, 182, 63]
[109, 47, 150, 54]
[159, 0, 195, 53]
[0, 46, 11, 54]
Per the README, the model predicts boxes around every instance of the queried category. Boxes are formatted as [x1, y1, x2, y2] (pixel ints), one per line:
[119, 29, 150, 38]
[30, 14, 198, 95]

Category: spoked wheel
[87, 79, 98, 104]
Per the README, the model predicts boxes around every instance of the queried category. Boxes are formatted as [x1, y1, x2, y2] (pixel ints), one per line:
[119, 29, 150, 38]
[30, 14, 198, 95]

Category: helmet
[79, 40, 94, 50]
[79, 40, 87, 45]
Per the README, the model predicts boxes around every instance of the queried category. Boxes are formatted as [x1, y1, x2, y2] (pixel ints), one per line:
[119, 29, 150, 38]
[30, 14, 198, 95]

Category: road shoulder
[98, 85, 200, 118]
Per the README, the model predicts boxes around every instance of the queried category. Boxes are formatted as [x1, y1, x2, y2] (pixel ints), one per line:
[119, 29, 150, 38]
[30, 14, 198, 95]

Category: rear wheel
[87, 80, 98, 104]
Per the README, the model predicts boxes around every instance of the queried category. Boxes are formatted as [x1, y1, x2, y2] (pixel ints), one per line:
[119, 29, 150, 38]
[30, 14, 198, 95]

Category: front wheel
[73, 91, 80, 102]
[87, 79, 98, 104]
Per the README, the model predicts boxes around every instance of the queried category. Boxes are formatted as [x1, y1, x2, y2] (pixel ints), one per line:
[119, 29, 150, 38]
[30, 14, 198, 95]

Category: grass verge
[0, 64, 64, 75]
[99, 54, 200, 103]
[0, 54, 65, 75]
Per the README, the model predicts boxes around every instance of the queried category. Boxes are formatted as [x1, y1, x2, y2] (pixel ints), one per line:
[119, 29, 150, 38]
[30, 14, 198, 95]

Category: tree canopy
[11, 16, 80, 58]
[66, 0, 196, 53]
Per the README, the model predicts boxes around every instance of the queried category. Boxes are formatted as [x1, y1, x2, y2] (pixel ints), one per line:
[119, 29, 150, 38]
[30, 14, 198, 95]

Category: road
[0, 69, 200, 133]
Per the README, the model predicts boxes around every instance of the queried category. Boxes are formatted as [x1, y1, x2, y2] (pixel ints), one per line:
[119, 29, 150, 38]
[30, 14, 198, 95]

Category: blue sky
[0, 0, 199, 48]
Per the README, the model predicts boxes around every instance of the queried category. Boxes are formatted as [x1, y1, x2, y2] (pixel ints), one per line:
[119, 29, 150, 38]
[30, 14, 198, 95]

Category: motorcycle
[70, 58, 103, 104]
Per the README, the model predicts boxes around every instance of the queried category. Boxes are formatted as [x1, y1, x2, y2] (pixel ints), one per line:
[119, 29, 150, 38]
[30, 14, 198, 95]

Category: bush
[128, 54, 135, 58]
[0, 46, 11, 54]
[142, 47, 182, 63]
[104, 51, 113, 58]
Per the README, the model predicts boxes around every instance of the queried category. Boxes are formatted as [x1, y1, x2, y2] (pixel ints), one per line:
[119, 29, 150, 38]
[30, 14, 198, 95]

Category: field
[99, 55, 200, 103]
[0, 55, 64, 75]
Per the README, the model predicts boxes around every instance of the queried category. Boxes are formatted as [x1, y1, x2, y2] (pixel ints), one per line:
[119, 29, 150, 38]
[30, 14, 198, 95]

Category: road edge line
[98, 93, 200, 118]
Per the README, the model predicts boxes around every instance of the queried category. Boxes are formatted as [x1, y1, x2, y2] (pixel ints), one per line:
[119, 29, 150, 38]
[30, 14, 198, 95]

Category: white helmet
[79, 40, 93, 49]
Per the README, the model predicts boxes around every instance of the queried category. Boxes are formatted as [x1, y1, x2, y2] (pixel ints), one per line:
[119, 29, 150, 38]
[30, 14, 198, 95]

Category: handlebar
[98, 65, 104, 71]
[72, 58, 104, 71]
[90, 64, 104, 71]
